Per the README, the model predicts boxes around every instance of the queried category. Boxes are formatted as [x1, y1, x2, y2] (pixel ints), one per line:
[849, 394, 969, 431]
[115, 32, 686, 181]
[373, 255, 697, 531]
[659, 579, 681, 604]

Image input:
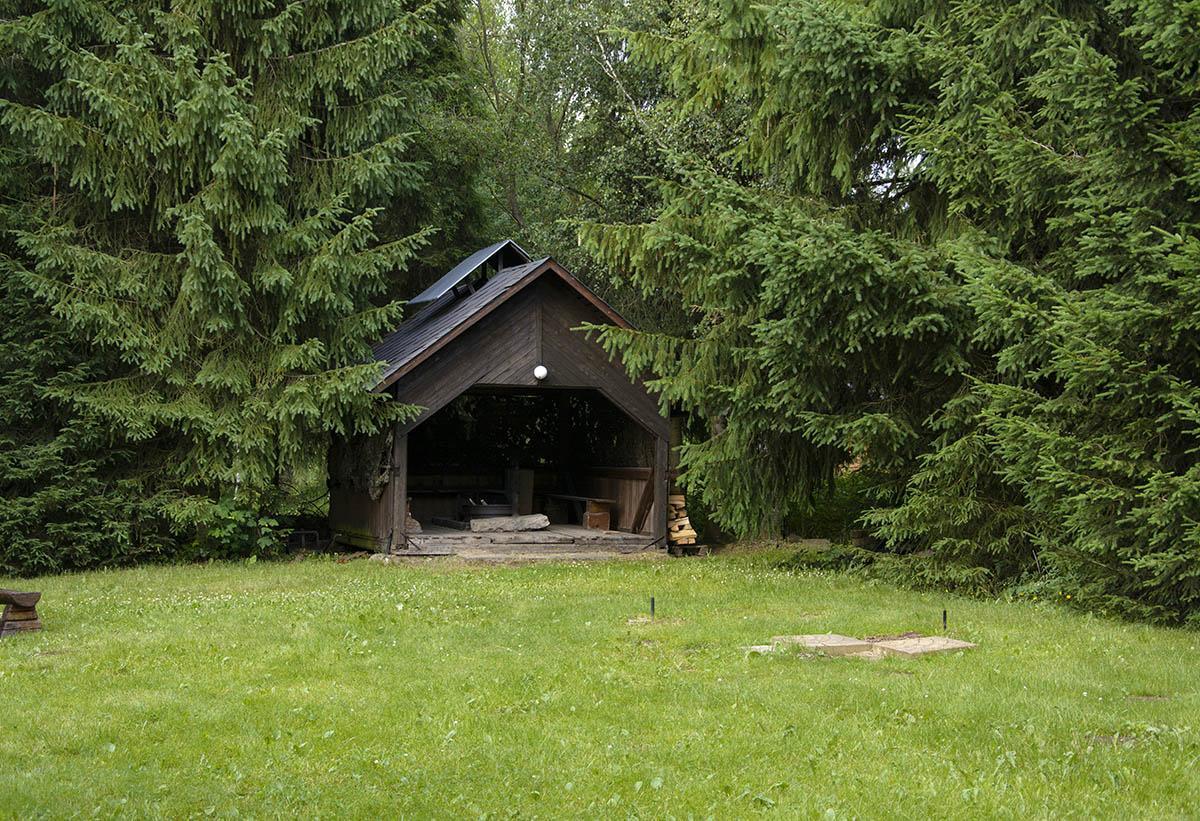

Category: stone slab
[843, 647, 890, 660]
[469, 514, 550, 533]
[770, 634, 873, 656]
[874, 636, 977, 657]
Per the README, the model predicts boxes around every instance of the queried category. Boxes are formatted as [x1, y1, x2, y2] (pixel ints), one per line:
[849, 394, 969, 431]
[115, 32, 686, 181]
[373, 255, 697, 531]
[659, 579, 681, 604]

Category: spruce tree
[889, 0, 1200, 621]
[580, 0, 972, 536]
[0, 0, 172, 574]
[587, 0, 1200, 621]
[581, 169, 970, 537]
[0, 269, 172, 574]
[0, 0, 475, 542]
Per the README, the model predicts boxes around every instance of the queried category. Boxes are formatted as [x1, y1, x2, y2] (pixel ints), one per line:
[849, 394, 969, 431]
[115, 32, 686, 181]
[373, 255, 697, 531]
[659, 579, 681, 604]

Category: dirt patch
[1089, 734, 1140, 747]
[1126, 694, 1171, 702]
[626, 616, 684, 626]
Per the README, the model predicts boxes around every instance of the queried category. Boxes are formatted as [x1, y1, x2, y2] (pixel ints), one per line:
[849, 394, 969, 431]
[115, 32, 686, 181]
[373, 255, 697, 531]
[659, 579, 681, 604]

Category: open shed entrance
[405, 387, 658, 543]
[328, 245, 671, 555]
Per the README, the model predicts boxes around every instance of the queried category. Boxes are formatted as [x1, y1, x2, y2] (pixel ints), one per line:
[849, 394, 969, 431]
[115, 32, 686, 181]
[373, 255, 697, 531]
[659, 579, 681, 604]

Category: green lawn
[1, 551, 1197, 818]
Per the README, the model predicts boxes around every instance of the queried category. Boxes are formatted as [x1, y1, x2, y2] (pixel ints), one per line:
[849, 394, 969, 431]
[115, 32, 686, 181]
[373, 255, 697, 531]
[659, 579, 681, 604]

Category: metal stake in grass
[651, 596, 655, 620]
[942, 609, 948, 631]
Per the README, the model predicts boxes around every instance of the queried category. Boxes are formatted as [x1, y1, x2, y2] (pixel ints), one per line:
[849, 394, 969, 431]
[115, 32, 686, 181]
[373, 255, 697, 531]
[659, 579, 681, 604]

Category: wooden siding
[390, 275, 667, 440]
[333, 265, 669, 548]
[328, 475, 390, 551]
[374, 258, 631, 392]
[579, 474, 651, 532]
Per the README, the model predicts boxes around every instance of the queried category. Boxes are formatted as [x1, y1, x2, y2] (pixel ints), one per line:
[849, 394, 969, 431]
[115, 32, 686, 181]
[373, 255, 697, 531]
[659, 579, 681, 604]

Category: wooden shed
[328, 240, 670, 556]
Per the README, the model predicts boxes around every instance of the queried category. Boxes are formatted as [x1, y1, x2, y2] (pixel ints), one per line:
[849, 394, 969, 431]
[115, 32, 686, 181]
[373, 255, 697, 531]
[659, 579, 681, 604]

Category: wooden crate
[584, 500, 611, 531]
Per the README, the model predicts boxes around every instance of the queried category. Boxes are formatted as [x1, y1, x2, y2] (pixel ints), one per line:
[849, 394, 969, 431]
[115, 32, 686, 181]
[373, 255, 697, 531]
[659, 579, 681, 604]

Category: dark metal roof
[373, 258, 548, 387]
[407, 239, 531, 305]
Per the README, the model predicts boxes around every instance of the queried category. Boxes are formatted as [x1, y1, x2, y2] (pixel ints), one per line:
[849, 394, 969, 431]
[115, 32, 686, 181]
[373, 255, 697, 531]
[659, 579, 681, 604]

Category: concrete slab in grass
[875, 636, 977, 657]
[771, 634, 873, 656]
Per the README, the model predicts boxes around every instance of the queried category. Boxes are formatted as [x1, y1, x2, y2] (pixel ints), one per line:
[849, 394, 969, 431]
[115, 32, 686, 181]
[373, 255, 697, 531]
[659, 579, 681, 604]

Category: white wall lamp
[533, 364, 548, 381]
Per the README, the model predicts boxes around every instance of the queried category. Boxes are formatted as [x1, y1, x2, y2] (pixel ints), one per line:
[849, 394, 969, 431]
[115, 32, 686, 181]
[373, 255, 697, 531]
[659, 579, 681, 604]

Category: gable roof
[372, 255, 629, 392]
[408, 239, 530, 305]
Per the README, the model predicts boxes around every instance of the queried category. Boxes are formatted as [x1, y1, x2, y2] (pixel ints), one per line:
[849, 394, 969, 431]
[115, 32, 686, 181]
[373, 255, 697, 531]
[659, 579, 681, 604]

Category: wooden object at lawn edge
[0, 589, 42, 637]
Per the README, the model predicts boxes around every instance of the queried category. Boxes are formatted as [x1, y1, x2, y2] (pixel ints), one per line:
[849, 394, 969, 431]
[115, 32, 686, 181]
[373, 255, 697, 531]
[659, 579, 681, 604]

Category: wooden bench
[0, 589, 42, 637]
[545, 493, 617, 530]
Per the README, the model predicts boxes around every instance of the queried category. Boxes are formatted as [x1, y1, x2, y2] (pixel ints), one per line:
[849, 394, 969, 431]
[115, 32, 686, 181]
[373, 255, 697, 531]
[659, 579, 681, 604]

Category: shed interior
[406, 386, 656, 533]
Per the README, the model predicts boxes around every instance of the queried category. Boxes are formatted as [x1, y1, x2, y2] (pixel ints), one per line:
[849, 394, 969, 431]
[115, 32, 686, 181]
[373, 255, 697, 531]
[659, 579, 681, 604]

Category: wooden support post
[391, 429, 408, 554]
[653, 436, 668, 546]
[631, 475, 654, 534]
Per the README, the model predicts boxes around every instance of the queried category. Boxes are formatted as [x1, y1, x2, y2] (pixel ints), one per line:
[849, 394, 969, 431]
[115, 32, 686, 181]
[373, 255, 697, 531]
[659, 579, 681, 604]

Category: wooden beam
[653, 436, 668, 545]
[585, 466, 652, 480]
[390, 430, 408, 554]
[630, 476, 654, 534]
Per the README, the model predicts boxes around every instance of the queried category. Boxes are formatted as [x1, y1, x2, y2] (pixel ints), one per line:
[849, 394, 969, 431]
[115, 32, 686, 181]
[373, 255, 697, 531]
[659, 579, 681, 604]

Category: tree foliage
[2, 0, 1198, 625]
[0, 0, 479, 572]
[581, 171, 969, 536]
[583, 0, 1200, 622]
[459, 0, 707, 330]
[0, 270, 173, 574]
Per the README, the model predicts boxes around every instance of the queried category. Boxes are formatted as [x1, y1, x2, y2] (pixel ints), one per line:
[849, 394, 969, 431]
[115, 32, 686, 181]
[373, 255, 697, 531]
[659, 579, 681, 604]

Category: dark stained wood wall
[390, 277, 666, 439]
[327, 448, 392, 551]
[330, 268, 669, 549]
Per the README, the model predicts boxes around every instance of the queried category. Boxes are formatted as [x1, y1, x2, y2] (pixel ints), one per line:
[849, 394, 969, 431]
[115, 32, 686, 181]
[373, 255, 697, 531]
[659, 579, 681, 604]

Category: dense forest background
[1, 0, 1198, 625]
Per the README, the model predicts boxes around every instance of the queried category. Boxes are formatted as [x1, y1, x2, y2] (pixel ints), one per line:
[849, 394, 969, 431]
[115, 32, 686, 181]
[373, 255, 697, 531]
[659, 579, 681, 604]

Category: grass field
[1, 549, 1197, 817]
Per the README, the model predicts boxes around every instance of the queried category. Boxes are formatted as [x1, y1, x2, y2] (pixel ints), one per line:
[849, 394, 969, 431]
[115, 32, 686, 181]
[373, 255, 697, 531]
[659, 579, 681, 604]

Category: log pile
[0, 589, 42, 637]
[667, 495, 697, 546]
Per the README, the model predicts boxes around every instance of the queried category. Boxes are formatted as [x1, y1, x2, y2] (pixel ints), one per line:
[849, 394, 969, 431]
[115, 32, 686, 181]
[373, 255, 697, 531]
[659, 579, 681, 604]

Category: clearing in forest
[0, 550, 1196, 816]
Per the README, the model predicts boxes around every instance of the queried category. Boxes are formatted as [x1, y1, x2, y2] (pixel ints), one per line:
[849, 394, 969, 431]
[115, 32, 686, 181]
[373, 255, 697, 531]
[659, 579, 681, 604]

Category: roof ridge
[498, 256, 549, 274]
[408, 239, 531, 305]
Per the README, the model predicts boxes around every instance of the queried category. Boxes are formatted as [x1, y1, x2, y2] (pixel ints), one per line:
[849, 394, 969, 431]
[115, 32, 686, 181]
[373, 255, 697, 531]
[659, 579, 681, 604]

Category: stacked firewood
[667, 495, 697, 546]
[0, 590, 42, 637]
